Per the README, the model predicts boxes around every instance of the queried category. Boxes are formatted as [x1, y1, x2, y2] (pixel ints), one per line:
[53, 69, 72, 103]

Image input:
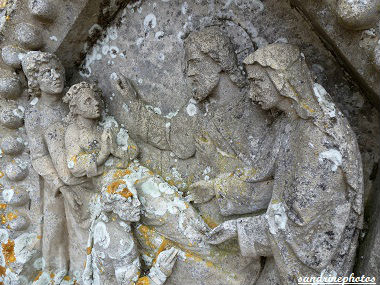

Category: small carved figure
[193, 44, 363, 284]
[22, 51, 85, 280]
[62, 81, 139, 274]
[83, 180, 178, 285]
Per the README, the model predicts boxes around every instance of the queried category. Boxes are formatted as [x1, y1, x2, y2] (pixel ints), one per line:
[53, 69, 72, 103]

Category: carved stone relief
[0, 0, 379, 284]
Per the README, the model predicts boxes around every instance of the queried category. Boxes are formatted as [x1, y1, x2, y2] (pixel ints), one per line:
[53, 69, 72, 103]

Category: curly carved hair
[21, 51, 64, 97]
[63, 81, 103, 122]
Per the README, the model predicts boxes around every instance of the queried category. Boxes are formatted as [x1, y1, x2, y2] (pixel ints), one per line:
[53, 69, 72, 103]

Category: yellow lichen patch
[86, 246, 92, 255]
[2, 239, 15, 265]
[136, 276, 150, 285]
[107, 179, 133, 199]
[37, 235, 42, 240]
[119, 187, 133, 199]
[0, 265, 5, 277]
[201, 215, 219, 229]
[1, 214, 6, 224]
[34, 271, 43, 282]
[301, 102, 315, 113]
[0, 0, 6, 9]
[152, 239, 169, 264]
[6, 212, 17, 221]
[50, 272, 55, 279]
[148, 170, 154, 176]
[138, 225, 156, 249]
[63, 276, 71, 281]
[0, 204, 7, 210]
[185, 251, 215, 268]
[0, 171, 4, 179]
[113, 169, 132, 179]
[106, 180, 126, 194]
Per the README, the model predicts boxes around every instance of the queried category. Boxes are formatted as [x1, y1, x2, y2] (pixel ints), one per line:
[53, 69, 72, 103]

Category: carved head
[63, 82, 102, 121]
[21, 51, 65, 97]
[101, 180, 141, 222]
[244, 43, 320, 119]
[184, 26, 245, 102]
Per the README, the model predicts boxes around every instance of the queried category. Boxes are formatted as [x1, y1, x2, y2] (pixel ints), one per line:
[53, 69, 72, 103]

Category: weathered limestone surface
[290, 0, 380, 109]
[0, 0, 379, 284]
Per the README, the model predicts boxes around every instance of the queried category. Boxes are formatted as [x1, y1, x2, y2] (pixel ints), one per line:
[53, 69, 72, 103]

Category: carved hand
[112, 74, 138, 101]
[154, 247, 179, 277]
[206, 220, 238, 244]
[187, 180, 215, 204]
[97, 128, 113, 165]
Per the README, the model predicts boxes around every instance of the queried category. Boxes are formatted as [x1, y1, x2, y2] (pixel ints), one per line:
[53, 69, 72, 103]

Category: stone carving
[191, 44, 363, 283]
[336, 0, 380, 30]
[0, 0, 378, 283]
[62, 82, 178, 284]
[22, 51, 86, 281]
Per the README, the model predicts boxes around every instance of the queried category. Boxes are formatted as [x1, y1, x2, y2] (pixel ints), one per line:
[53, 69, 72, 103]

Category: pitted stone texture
[0, 102, 24, 129]
[0, 75, 22, 99]
[8, 213, 30, 231]
[291, 0, 380, 109]
[28, 0, 56, 22]
[336, 0, 380, 30]
[5, 162, 29, 181]
[1, 45, 26, 69]
[15, 22, 44, 50]
[0, 136, 24, 155]
[2, 186, 30, 206]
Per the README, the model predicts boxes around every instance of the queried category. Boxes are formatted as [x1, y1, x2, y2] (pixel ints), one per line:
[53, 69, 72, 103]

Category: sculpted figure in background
[112, 26, 259, 162]
[22, 52, 85, 280]
[108, 26, 269, 285]
[62, 82, 139, 274]
[195, 44, 363, 284]
[83, 180, 178, 285]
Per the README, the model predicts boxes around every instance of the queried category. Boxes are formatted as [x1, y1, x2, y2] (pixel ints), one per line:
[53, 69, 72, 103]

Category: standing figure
[62, 82, 177, 284]
[22, 51, 85, 280]
[198, 44, 363, 284]
[62, 82, 139, 275]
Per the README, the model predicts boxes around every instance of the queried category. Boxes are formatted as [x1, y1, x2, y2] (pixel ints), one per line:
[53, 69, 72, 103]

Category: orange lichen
[7, 212, 17, 221]
[50, 272, 55, 279]
[107, 180, 133, 199]
[2, 239, 15, 265]
[0, 204, 7, 210]
[63, 276, 71, 281]
[34, 271, 43, 282]
[1, 214, 6, 224]
[37, 235, 42, 240]
[0, 265, 5, 277]
[152, 239, 169, 264]
[107, 180, 126, 194]
[86, 247, 92, 255]
[138, 225, 155, 249]
[113, 169, 132, 179]
[119, 187, 133, 199]
[0, 171, 4, 178]
[136, 276, 150, 285]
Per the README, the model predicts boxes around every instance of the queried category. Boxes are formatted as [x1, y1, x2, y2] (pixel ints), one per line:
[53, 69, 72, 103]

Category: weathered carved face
[37, 59, 65, 95]
[75, 89, 101, 119]
[246, 64, 283, 110]
[185, 44, 221, 102]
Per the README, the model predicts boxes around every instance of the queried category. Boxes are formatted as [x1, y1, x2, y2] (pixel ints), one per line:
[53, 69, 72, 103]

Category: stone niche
[0, 0, 379, 284]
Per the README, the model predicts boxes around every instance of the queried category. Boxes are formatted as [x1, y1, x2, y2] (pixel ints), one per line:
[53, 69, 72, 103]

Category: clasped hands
[187, 179, 238, 245]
